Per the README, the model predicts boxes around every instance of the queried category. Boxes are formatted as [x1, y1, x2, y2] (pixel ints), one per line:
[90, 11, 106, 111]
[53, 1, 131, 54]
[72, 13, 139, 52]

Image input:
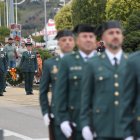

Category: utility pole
[6, 0, 9, 27]
[0, 8, 1, 27]
[44, 0, 48, 48]
[4, 0, 6, 26]
[15, 0, 18, 24]
[9, 0, 15, 24]
[14, 0, 26, 25]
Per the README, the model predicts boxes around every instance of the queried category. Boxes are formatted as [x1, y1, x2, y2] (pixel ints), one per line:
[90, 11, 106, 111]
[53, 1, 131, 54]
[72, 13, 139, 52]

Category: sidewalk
[0, 86, 40, 107]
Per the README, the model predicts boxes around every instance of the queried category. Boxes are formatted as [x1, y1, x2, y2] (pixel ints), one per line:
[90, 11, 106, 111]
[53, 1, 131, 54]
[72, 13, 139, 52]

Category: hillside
[17, 0, 61, 37]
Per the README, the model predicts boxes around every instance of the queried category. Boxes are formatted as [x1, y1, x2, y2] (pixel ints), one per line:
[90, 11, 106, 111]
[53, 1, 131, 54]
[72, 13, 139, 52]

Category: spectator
[35, 52, 42, 84]
[17, 42, 27, 66]
[4, 38, 18, 68]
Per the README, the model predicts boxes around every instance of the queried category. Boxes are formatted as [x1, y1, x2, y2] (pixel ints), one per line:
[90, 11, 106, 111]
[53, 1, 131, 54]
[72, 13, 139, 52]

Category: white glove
[60, 121, 72, 138]
[43, 114, 50, 126]
[35, 70, 37, 73]
[125, 136, 134, 140]
[82, 126, 93, 140]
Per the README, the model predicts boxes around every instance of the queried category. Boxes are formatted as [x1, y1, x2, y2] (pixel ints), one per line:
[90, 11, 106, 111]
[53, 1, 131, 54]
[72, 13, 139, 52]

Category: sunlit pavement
[0, 87, 49, 140]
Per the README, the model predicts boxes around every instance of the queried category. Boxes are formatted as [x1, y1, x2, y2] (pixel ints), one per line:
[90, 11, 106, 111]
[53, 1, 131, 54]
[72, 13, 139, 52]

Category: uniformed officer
[0, 43, 8, 96]
[20, 40, 38, 95]
[121, 52, 140, 139]
[39, 30, 75, 140]
[80, 21, 128, 140]
[55, 24, 97, 140]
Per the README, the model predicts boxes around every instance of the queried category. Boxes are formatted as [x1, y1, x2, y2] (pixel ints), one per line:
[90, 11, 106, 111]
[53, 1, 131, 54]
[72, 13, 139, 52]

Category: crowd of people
[0, 37, 43, 96]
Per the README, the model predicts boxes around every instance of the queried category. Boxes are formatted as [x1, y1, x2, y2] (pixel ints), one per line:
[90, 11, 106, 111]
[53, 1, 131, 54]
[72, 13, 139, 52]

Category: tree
[123, 10, 140, 52]
[0, 27, 10, 43]
[36, 48, 52, 61]
[32, 35, 44, 43]
[106, 0, 140, 24]
[54, 3, 73, 30]
[0, 2, 5, 26]
[71, 0, 107, 26]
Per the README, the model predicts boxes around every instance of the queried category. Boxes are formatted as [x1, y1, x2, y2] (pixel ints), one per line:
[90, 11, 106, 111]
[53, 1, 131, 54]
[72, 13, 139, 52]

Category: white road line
[1, 129, 49, 140]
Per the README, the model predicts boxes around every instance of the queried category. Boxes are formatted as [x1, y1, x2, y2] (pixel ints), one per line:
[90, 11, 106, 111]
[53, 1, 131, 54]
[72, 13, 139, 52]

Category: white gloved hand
[43, 114, 50, 126]
[125, 136, 134, 140]
[82, 126, 93, 140]
[60, 121, 72, 138]
[35, 70, 37, 73]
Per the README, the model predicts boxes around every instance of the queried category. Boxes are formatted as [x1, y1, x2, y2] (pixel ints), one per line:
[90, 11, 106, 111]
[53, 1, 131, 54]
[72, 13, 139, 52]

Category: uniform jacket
[80, 52, 128, 138]
[20, 51, 38, 72]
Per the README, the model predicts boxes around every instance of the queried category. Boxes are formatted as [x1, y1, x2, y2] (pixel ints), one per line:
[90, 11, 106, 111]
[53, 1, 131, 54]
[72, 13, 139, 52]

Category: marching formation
[0, 20, 140, 140]
[39, 20, 140, 140]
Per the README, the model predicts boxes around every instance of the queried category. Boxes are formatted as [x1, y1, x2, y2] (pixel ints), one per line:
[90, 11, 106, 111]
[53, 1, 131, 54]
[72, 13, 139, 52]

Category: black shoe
[0, 92, 4, 96]
[26, 93, 30, 95]
[30, 93, 34, 95]
[3, 89, 6, 92]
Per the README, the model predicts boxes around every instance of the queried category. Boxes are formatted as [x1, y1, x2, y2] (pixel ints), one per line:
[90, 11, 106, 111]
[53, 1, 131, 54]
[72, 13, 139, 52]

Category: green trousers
[0, 70, 5, 94]
[23, 72, 35, 94]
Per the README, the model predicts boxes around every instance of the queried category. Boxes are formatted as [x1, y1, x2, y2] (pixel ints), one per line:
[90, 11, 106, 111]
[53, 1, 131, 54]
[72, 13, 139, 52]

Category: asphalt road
[0, 87, 49, 140]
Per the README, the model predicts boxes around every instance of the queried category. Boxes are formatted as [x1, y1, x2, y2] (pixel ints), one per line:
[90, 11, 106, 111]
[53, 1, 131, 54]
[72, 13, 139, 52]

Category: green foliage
[125, 10, 140, 34]
[0, 26, 10, 43]
[32, 35, 44, 43]
[54, 4, 73, 30]
[106, 0, 140, 23]
[36, 48, 52, 61]
[124, 30, 140, 52]
[71, 0, 107, 26]
[0, 2, 5, 26]
[123, 10, 140, 52]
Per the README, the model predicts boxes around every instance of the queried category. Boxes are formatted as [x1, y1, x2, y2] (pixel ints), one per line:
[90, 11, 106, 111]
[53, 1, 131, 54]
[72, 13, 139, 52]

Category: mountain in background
[17, 0, 69, 37]
[18, 0, 58, 37]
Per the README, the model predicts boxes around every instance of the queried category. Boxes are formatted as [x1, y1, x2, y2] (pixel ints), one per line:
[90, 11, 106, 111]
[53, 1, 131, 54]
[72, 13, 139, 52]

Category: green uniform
[0, 49, 8, 95]
[121, 51, 140, 138]
[39, 56, 67, 140]
[20, 51, 37, 94]
[55, 51, 94, 140]
[80, 52, 128, 139]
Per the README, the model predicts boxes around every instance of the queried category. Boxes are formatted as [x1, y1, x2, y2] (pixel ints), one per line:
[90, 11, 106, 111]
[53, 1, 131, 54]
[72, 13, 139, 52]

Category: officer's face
[76, 32, 96, 54]
[102, 28, 123, 50]
[26, 46, 32, 51]
[58, 36, 75, 53]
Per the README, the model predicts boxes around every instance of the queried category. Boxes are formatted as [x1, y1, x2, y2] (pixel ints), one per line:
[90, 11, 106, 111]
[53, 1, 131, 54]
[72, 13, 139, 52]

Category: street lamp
[14, 0, 26, 24]
[44, 0, 49, 48]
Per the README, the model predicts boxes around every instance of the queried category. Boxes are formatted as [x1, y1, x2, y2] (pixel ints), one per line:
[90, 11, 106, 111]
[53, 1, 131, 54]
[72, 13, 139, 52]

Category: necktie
[84, 56, 89, 62]
[114, 57, 118, 67]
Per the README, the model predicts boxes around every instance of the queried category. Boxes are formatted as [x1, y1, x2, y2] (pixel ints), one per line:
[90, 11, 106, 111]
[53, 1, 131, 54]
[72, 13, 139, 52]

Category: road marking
[1, 129, 49, 140]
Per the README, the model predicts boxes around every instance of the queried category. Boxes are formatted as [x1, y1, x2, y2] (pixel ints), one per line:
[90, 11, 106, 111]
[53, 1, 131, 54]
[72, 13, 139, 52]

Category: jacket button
[114, 83, 119, 87]
[70, 106, 74, 110]
[114, 74, 118, 78]
[99, 76, 103, 81]
[114, 101, 119, 106]
[96, 109, 100, 113]
[114, 91, 119, 96]
[73, 76, 78, 80]
[137, 117, 140, 121]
